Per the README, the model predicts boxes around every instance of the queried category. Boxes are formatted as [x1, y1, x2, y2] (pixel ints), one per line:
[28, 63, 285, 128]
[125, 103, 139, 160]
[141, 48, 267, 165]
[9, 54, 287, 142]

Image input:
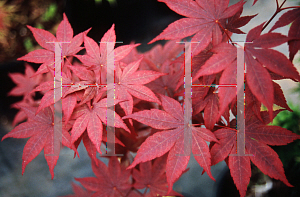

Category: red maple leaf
[75, 157, 132, 197]
[175, 43, 214, 90]
[193, 25, 300, 122]
[8, 63, 42, 99]
[190, 43, 237, 119]
[132, 154, 181, 196]
[72, 130, 126, 167]
[30, 71, 78, 124]
[10, 97, 40, 126]
[210, 109, 300, 197]
[64, 63, 103, 105]
[269, 7, 300, 61]
[70, 98, 130, 154]
[123, 94, 217, 192]
[18, 13, 90, 75]
[1, 106, 76, 179]
[149, 0, 244, 55]
[142, 40, 183, 71]
[146, 59, 183, 97]
[119, 42, 143, 65]
[223, 6, 257, 34]
[173, 43, 237, 127]
[75, 24, 140, 84]
[272, 81, 292, 112]
[253, 0, 259, 5]
[108, 58, 165, 117]
[111, 127, 148, 161]
[245, 23, 300, 119]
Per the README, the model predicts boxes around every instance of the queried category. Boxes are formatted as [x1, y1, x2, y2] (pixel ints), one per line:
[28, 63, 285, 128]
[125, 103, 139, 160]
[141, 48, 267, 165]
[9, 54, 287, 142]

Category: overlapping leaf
[70, 98, 130, 154]
[75, 24, 140, 78]
[30, 71, 77, 124]
[188, 42, 238, 119]
[1, 106, 75, 179]
[245, 23, 300, 120]
[132, 155, 181, 196]
[75, 157, 132, 197]
[6, 4, 300, 196]
[149, 0, 245, 55]
[124, 94, 217, 192]
[147, 60, 183, 97]
[18, 13, 89, 75]
[8, 63, 42, 99]
[269, 8, 300, 61]
[108, 58, 165, 117]
[210, 109, 300, 197]
[142, 40, 183, 70]
[223, 6, 257, 34]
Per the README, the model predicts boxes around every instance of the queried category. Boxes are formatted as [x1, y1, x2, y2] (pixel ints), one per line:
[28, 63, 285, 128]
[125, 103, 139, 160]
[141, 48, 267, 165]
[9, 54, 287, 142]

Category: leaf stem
[64, 56, 72, 65]
[217, 22, 234, 45]
[281, 0, 287, 8]
[261, 0, 287, 32]
[192, 123, 204, 126]
[214, 125, 237, 132]
[165, 88, 172, 98]
[115, 187, 125, 197]
[281, 6, 300, 10]
[143, 186, 149, 196]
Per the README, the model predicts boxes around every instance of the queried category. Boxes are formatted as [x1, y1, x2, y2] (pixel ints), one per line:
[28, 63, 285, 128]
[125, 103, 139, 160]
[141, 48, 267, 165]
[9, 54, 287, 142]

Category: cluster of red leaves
[2, 0, 300, 196]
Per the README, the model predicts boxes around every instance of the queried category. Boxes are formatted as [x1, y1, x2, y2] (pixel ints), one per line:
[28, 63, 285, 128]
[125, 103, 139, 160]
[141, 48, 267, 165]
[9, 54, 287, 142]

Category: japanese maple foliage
[3, 0, 300, 196]
[149, 0, 245, 55]
[123, 94, 218, 192]
[7, 63, 42, 99]
[1, 106, 76, 179]
[75, 157, 132, 197]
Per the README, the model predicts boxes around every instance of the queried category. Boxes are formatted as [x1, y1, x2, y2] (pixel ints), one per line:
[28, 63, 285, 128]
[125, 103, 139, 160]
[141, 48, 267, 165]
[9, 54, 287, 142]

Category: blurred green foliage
[42, 3, 57, 22]
[24, 37, 34, 52]
[95, 0, 117, 6]
[271, 99, 300, 167]
[272, 104, 300, 133]
[268, 83, 300, 196]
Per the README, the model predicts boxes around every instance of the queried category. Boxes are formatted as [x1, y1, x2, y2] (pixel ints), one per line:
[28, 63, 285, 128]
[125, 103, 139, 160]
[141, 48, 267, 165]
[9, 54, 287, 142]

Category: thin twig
[216, 22, 234, 45]
[192, 123, 205, 126]
[214, 125, 237, 131]
[281, 6, 300, 10]
[143, 186, 149, 196]
[281, 0, 287, 8]
[115, 187, 125, 197]
[261, 0, 287, 32]
[64, 56, 72, 66]
[165, 87, 172, 98]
